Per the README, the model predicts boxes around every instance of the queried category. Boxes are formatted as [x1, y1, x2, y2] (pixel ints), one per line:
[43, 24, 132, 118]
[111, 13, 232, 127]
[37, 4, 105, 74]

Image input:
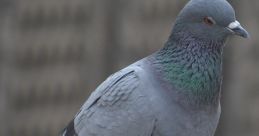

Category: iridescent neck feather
[152, 32, 225, 105]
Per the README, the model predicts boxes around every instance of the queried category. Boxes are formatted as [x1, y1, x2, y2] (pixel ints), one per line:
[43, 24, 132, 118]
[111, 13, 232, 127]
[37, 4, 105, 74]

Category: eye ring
[203, 17, 216, 26]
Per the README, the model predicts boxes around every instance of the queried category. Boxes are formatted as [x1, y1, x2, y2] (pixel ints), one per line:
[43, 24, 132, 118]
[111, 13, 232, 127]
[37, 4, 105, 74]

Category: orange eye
[203, 17, 215, 26]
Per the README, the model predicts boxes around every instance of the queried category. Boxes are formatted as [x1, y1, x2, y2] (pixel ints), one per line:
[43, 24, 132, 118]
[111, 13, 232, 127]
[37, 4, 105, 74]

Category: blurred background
[0, 0, 258, 136]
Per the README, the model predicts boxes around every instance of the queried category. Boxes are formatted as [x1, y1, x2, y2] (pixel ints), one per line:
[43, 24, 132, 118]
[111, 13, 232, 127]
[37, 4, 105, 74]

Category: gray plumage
[62, 0, 249, 136]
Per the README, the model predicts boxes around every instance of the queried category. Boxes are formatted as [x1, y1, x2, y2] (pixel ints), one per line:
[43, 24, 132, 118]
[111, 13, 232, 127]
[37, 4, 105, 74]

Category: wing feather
[63, 66, 155, 136]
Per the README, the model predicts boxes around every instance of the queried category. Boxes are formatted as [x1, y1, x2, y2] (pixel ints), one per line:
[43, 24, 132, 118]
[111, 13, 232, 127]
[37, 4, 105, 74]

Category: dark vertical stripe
[103, 0, 122, 76]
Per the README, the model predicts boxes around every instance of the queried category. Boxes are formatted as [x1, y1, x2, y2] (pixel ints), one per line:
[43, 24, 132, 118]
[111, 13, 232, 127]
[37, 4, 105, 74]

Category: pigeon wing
[63, 66, 155, 136]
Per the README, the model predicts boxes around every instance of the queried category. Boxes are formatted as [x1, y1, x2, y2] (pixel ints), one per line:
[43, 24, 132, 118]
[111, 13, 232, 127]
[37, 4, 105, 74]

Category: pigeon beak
[227, 20, 250, 38]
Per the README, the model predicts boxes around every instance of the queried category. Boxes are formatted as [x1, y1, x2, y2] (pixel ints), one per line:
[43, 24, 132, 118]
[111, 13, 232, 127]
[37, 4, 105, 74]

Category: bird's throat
[153, 37, 224, 105]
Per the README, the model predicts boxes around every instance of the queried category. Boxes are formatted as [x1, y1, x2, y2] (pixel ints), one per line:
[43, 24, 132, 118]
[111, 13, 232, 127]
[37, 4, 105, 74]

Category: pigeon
[62, 0, 249, 136]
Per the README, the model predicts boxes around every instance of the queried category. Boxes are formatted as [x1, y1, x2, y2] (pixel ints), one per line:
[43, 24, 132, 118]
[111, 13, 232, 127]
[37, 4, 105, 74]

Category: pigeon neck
[153, 35, 225, 105]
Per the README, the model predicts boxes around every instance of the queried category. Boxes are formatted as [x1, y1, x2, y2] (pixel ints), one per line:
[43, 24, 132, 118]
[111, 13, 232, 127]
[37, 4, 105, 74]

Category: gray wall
[0, 0, 258, 136]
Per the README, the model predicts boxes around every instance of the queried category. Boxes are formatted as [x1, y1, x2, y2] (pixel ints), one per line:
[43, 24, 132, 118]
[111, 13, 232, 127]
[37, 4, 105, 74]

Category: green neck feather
[153, 36, 225, 105]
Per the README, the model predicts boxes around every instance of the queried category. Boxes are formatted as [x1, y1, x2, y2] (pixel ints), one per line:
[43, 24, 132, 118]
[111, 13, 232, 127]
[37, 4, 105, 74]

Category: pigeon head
[172, 0, 249, 41]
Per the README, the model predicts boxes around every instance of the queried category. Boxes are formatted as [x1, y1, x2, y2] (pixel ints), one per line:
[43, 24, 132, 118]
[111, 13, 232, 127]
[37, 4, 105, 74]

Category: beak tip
[232, 26, 250, 39]
[228, 21, 250, 39]
[241, 30, 250, 39]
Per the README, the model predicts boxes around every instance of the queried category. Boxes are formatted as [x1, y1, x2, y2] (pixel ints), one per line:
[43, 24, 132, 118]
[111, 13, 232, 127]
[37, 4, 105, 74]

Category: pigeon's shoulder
[78, 65, 141, 112]
[71, 63, 155, 136]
